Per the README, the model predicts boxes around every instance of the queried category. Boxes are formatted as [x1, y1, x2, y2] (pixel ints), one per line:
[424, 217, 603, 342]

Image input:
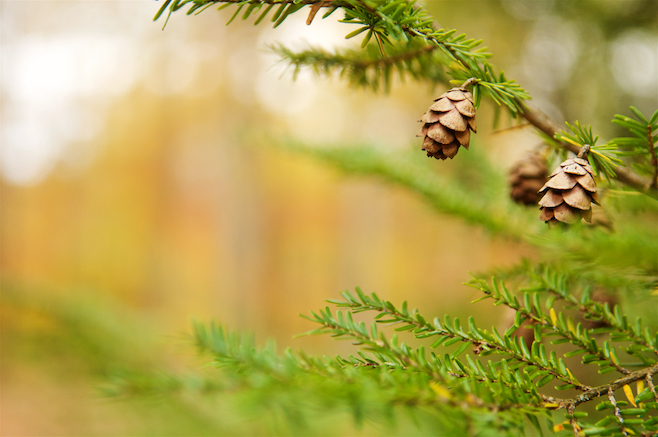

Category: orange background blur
[2, 1, 656, 435]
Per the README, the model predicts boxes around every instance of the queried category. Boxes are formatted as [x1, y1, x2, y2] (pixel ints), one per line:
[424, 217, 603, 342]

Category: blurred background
[1, 0, 656, 435]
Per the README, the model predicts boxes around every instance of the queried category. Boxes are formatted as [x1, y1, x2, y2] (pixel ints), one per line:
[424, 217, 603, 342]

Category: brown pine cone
[417, 87, 477, 160]
[509, 152, 549, 205]
[538, 157, 600, 224]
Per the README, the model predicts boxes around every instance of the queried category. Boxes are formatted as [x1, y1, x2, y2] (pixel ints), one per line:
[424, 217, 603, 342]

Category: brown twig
[549, 362, 658, 409]
[609, 387, 630, 437]
[521, 102, 657, 199]
[567, 404, 580, 437]
[647, 373, 658, 403]
[188, 0, 658, 199]
[491, 122, 531, 135]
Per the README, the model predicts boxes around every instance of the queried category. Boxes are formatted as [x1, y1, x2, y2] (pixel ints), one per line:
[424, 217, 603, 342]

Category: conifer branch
[142, 3, 658, 435]
[319, 289, 658, 415]
[467, 277, 633, 376]
[273, 42, 444, 91]
[525, 103, 657, 198]
[530, 268, 658, 359]
[155, 0, 658, 198]
[572, 363, 658, 406]
[324, 289, 588, 390]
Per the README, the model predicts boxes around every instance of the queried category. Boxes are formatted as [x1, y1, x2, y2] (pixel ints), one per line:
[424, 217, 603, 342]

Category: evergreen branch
[195, 322, 554, 435]
[154, 0, 526, 111]
[566, 362, 658, 408]
[323, 289, 588, 390]
[306, 297, 558, 408]
[154, 0, 658, 198]
[272, 42, 444, 91]
[532, 268, 658, 357]
[306, 297, 563, 411]
[466, 276, 633, 376]
[523, 102, 658, 199]
[323, 289, 658, 412]
[611, 108, 658, 189]
[268, 139, 537, 239]
[269, 138, 658, 278]
[112, 326, 480, 434]
[554, 121, 625, 181]
[301, 306, 438, 375]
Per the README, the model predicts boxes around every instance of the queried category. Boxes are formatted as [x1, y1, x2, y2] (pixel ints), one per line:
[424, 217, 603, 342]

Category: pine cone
[509, 152, 549, 205]
[538, 157, 600, 224]
[417, 87, 477, 160]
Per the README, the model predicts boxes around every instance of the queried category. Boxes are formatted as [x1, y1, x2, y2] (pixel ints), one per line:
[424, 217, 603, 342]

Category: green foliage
[610, 108, 658, 186]
[112, 1, 658, 435]
[554, 121, 624, 181]
[154, 0, 530, 114]
[267, 137, 658, 286]
[153, 0, 657, 198]
[271, 40, 447, 92]
[108, 279, 658, 436]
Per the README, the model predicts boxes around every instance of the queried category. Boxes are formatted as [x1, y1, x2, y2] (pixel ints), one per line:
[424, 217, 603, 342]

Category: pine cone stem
[577, 144, 590, 159]
[460, 77, 478, 88]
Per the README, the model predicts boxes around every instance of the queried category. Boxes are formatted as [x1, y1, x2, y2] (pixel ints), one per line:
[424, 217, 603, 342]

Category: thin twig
[567, 362, 658, 407]
[609, 387, 630, 437]
[647, 373, 658, 403]
[567, 404, 580, 437]
[491, 122, 531, 135]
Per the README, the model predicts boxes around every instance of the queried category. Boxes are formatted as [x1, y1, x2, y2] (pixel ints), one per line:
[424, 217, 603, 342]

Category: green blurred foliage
[1, 0, 656, 435]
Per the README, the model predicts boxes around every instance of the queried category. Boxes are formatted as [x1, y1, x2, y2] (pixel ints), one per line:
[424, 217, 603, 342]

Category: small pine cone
[538, 157, 600, 224]
[416, 87, 477, 160]
[509, 152, 549, 205]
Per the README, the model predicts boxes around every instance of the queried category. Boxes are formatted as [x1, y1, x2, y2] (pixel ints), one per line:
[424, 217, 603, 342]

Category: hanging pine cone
[509, 152, 549, 205]
[538, 157, 600, 224]
[417, 87, 477, 160]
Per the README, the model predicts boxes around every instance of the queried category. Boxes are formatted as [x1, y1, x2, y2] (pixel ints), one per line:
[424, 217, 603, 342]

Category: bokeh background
[2, 0, 657, 435]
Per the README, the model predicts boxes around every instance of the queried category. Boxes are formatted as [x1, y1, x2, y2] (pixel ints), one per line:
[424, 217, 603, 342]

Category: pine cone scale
[562, 184, 591, 210]
[538, 190, 563, 208]
[442, 143, 459, 158]
[467, 117, 477, 133]
[422, 137, 441, 154]
[563, 164, 587, 175]
[446, 90, 471, 101]
[438, 109, 468, 131]
[575, 173, 597, 192]
[427, 123, 455, 144]
[582, 207, 593, 222]
[553, 203, 581, 223]
[420, 112, 441, 124]
[429, 99, 454, 112]
[455, 129, 470, 146]
[454, 99, 476, 117]
[543, 170, 577, 190]
[539, 207, 554, 221]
